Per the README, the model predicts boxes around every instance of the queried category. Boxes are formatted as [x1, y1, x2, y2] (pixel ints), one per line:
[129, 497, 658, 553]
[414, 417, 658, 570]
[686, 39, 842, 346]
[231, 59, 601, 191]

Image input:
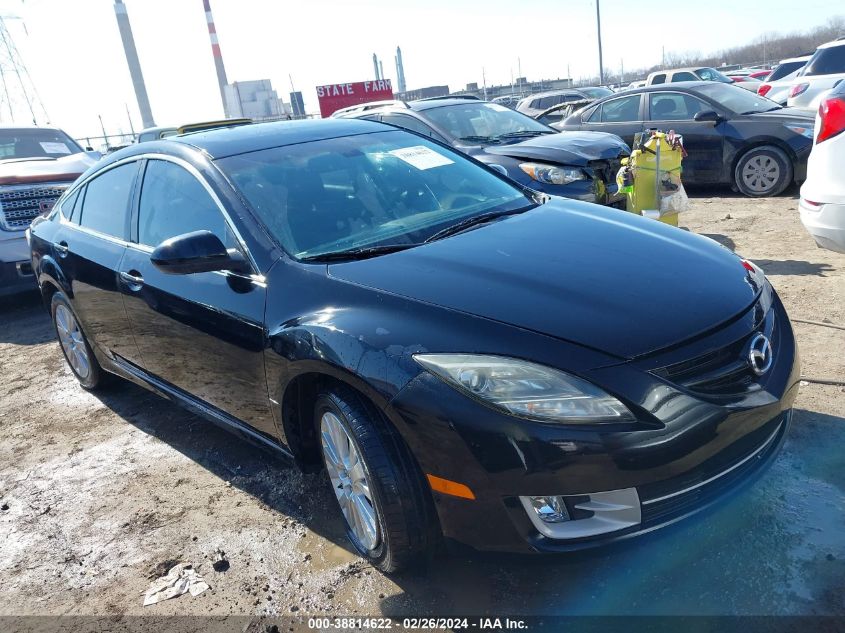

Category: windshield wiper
[456, 135, 498, 144]
[424, 206, 534, 244]
[299, 243, 421, 263]
[494, 130, 555, 140]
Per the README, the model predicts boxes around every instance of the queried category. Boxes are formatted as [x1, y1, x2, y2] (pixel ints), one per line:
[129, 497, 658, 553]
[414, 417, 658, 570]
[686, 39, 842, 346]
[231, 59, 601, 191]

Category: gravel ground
[0, 190, 843, 623]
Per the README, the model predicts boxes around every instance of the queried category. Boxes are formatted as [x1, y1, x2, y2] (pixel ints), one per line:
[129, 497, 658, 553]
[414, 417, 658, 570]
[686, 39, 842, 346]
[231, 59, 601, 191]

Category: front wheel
[733, 145, 793, 197]
[315, 387, 438, 572]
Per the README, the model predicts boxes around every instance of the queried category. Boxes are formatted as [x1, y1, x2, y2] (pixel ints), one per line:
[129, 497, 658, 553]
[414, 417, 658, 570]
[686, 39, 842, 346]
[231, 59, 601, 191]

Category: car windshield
[219, 130, 532, 260]
[694, 83, 781, 114]
[579, 87, 613, 99]
[422, 102, 552, 142]
[801, 45, 845, 76]
[0, 128, 83, 160]
[767, 60, 806, 82]
[696, 67, 734, 83]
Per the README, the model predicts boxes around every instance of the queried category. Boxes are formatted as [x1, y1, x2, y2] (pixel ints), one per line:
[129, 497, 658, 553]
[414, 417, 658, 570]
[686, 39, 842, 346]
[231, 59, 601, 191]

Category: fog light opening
[528, 496, 570, 523]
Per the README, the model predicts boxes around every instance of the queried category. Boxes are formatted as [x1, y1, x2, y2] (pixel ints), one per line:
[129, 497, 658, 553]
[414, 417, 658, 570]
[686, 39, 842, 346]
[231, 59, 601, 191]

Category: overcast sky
[1, 0, 836, 139]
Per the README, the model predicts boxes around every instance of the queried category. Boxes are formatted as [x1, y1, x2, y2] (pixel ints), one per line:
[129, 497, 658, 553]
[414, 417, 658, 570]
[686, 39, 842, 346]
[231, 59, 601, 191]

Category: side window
[673, 72, 698, 82]
[651, 74, 666, 85]
[649, 93, 711, 120]
[78, 162, 137, 238]
[380, 114, 446, 142]
[59, 188, 80, 221]
[585, 105, 602, 122]
[600, 95, 641, 122]
[137, 159, 234, 248]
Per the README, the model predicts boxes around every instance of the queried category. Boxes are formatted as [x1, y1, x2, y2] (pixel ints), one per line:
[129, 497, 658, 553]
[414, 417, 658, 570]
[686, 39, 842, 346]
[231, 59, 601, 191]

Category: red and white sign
[316, 79, 394, 118]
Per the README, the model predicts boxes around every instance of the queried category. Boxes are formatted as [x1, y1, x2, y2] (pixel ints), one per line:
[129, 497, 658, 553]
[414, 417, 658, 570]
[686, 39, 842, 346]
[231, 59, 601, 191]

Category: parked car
[787, 38, 845, 111]
[534, 99, 594, 126]
[334, 97, 629, 206]
[726, 69, 771, 81]
[557, 81, 815, 196]
[646, 67, 759, 91]
[515, 87, 613, 117]
[757, 56, 812, 105]
[0, 126, 98, 297]
[29, 118, 799, 571]
[799, 80, 845, 252]
[491, 95, 522, 108]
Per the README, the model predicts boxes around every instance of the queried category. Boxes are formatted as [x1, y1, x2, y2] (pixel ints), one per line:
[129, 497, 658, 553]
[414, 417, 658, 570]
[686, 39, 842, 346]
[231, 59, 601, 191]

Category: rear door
[646, 90, 726, 183]
[119, 157, 275, 436]
[582, 93, 644, 147]
[56, 160, 141, 361]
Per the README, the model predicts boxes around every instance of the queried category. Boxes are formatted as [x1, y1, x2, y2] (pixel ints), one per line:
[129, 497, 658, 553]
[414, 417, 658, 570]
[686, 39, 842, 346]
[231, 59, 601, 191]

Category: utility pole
[482, 67, 487, 100]
[662, 45, 665, 69]
[518, 57, 522, 94]
[620, 59, 624, 85]
[596, 0, 604, 85]
[98, 114, 108, 150]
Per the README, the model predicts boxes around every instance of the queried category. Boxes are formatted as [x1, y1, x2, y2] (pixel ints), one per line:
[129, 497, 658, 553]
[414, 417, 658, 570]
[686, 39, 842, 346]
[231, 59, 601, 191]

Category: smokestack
[113, 1, 154, 128]
[372, 53, 380, 80]
[379, 60, 384, 83]
[395, 46, 406, 93]
[203, 0, 230, 118]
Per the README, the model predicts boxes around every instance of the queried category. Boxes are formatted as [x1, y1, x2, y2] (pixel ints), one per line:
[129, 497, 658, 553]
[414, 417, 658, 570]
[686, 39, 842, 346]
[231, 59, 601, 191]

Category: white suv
[799, 80, 845, 253]
[788, 39, 845, 111]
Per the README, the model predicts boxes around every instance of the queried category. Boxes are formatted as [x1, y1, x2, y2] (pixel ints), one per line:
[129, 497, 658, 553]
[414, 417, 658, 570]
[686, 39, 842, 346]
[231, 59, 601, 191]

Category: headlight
[784, 124, 813, 139]
[413, 354, 634, 424]
[519, 162, 586, 186]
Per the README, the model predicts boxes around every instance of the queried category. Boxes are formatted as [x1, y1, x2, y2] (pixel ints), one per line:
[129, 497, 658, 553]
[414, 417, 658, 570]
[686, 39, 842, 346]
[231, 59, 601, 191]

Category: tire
[733, 145, 793, 197]
[315, 386, 438, 573]
[51, 291, 112, 391]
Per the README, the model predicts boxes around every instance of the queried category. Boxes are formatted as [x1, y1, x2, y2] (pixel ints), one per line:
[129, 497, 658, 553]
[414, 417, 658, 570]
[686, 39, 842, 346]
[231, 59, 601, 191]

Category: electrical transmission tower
[0, 15, 49, 125]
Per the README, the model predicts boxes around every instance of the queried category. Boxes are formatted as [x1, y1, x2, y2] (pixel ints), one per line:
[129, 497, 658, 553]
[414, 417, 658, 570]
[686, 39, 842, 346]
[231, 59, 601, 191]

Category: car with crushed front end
[29, 119, 799, 572]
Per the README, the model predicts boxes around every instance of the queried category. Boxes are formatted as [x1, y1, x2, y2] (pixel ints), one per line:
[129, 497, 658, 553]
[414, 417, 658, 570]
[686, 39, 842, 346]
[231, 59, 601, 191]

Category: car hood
[0, 152, 97, 186]
[483, 131, 630, 166]
[328, 200, 762, 360]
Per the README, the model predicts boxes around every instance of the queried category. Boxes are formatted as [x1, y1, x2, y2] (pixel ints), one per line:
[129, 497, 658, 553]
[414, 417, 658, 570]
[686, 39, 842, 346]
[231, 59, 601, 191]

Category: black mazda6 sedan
[28, 119, 799, 572]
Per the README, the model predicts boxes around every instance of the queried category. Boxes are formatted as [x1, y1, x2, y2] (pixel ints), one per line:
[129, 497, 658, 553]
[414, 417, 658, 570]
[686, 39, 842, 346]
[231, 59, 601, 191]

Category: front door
[646, 91, 726, 183]
[119, 158, 276, 437]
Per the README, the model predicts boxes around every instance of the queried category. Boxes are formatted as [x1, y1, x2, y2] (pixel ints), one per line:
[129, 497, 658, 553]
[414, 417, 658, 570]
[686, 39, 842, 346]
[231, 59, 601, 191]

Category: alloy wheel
[741, 155, 780, 194]
[55, 304, 91, 380]
[320, 411, 379, 551]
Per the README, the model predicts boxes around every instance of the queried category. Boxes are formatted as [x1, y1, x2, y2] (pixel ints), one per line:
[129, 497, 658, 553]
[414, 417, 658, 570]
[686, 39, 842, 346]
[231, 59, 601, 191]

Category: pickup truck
[0, 127, 97, 297]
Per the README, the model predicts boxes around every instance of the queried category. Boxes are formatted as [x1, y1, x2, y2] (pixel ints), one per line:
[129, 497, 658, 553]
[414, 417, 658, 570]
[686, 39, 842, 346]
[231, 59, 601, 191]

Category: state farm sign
[316, 79, 394, 118]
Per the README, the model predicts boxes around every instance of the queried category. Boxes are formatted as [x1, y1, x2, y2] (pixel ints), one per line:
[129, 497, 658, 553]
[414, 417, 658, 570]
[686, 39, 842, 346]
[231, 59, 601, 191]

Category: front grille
[0, 184, 68, 231]
[639, 415, 786, 526]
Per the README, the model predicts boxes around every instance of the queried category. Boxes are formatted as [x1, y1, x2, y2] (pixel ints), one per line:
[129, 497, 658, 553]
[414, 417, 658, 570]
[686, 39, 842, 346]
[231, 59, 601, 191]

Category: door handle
[119, 270, 144, 290]
[55, 241, 69, 257]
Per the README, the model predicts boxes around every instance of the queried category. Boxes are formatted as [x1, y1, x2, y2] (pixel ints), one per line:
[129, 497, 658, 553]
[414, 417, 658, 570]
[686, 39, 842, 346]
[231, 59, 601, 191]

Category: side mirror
[150, 230, 249, 275]
[693, 110, 723, 123]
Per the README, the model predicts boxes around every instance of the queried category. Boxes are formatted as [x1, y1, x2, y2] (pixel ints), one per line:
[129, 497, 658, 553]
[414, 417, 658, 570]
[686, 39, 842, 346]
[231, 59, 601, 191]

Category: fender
[36, 253, 73, 302]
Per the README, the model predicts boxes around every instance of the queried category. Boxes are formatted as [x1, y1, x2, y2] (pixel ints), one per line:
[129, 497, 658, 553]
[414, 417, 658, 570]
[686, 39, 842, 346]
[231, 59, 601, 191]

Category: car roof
[166, 118, 390, 158]
[818, 38, 845, 49]
[779, 55, 811, 63]
[410, 98, 490, 111]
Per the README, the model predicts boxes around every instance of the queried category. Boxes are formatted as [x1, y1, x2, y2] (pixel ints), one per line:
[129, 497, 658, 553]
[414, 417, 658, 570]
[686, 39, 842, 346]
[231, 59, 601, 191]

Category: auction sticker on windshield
[389, 145, 454, 170]
[39, 142, 71, 154]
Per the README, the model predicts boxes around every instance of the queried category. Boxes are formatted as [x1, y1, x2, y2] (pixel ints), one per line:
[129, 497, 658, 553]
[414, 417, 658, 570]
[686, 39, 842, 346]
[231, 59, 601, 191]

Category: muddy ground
[1, 189, 843, 624]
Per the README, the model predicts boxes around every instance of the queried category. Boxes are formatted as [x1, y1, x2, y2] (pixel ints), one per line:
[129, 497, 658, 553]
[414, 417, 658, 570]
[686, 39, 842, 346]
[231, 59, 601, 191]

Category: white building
[223, 79, 290, 120]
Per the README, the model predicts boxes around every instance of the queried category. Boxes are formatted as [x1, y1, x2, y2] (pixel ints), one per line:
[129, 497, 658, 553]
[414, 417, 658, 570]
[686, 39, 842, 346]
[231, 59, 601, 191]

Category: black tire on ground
[315, 386, 439, 573]
[50, 291, 113, 391]
[733, 145, 793, 197]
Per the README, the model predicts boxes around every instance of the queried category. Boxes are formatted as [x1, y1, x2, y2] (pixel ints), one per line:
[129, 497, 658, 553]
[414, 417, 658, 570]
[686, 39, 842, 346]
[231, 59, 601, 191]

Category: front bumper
[389, 293, 799, 553]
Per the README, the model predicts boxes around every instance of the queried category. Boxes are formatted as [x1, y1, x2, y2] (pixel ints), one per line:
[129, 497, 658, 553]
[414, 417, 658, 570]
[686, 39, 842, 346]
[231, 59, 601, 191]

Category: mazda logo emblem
[747, 333, 773, 376]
